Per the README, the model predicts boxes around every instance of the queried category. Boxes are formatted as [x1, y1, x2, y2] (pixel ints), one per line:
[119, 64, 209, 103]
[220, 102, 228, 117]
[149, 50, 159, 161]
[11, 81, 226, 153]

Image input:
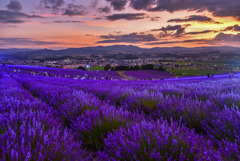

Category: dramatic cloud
[151, 25, 190, 37]
[0, 10, 42, 24]
[214, 33, 240, 42]
[63, 9, 85, 16]
[185, 30, 216, 35]
[0, 38, 60, 45]
[6, 0, 22, 12]
[105, 0, 240, 20]
[106, 0, 127, 11]
[146, 39, 206, 45]
[53, 20, 84, 23]
[152, 25, 183, 31]
[150, 0, 240, 20]
[168, 15, 219, 23]
[62, 4, 86, 16]
[148, 32, 240, 46]
[106, 13, 146, 21]
[98, 6, 111, 13]
[130, 0, 155, 10]
[223, 25, 240, 32]
[90, 0, 99, 9]
[98, 32, 158, 43]
[40, 0, 64, 9]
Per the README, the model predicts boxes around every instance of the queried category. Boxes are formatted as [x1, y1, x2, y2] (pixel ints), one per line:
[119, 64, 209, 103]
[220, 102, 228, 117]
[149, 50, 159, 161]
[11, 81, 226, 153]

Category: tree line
[77, 64, 165, 71]
[104, 64, 165, 71]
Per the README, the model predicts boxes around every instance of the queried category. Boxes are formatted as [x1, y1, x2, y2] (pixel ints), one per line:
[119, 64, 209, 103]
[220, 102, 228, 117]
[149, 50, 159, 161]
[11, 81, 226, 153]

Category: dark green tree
[77, 66, 86, 70]
[104, 64, 111, 71]
[133, 65, 140, 70]
[158, 65, 165, 71]
[141, 64, 154, 70]
[115, 66, 129, 71]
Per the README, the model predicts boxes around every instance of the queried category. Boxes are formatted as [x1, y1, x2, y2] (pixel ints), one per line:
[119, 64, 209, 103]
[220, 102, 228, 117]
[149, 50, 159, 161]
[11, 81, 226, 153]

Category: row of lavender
[6, 65, 122, 80]
[6, 65, 174, 80]
[0, 74, 89, 160]
[72, 77, 240, 160]
[6, 71, 239, 160]
[124, 70, 174, 80]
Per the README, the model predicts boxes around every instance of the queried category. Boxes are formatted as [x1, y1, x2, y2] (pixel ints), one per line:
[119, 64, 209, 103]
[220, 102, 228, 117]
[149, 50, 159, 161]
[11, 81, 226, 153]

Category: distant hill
[0, 48, 35, 55]
[1, 45, 240, 59]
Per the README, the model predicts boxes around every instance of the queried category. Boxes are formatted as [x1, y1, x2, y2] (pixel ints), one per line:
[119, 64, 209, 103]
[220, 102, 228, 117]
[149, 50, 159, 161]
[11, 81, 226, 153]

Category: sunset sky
[0, 0, 240, 49]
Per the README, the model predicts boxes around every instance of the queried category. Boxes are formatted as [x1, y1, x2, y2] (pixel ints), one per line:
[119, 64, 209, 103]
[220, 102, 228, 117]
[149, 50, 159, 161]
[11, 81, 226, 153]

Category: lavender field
[124, 70, 174, 80]
[1, 66, 240, 161]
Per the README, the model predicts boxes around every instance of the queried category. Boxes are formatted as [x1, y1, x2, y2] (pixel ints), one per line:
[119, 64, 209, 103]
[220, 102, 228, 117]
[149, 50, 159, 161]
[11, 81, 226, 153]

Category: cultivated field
[0, 66, 240, 160]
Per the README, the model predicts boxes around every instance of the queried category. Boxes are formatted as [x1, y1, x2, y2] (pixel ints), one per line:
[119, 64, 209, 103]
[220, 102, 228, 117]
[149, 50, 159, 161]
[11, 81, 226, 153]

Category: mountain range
[1, 45, 240, 59]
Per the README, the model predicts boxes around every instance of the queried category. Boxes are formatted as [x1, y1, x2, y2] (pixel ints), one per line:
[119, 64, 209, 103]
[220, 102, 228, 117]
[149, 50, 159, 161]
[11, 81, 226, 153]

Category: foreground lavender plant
[202, 108, 240, 160]
[219, 138, 240, 160]
[99, 118, 221, 161]
[71, 105, 146, 150]
[0, 77, 89, 161]
[0, 110, 86, 161]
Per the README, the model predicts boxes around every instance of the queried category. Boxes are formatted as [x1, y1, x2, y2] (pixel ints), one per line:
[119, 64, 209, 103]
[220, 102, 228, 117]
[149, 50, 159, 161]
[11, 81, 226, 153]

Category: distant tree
[133, 65, 140, 70]
[104, 64, 111, 71]
[157, 65, 165, 71]
[115, 66, 129, 71]
[77, 66, 86, 70]
[110, 67, 115, 71]
[141, 64, 154, 70]
[129, 66, 134, 71]
[93, 66, 104, 71]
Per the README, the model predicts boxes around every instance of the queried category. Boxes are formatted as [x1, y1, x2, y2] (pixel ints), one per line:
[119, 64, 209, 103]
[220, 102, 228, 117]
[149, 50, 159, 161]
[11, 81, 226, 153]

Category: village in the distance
[1, 45, 240, 77]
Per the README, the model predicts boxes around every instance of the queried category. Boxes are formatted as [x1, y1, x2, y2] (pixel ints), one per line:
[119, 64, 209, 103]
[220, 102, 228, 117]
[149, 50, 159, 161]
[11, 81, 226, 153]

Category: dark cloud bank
[99, 6, 111, 13]
[39, 0, 86, 16]
[151, 24, 190, 37]
[106, 0, 128, 11]
[98, 32, 157, 43]
[0, 10, 42, 24]
[168, 15, 220, 23]
[214, 33, 240, 42]
[1, 0, 42, 24]
[40, 0, 65, 9]
[6, 0, 22, 12]
[223, 25, 240, 32]
[106, 13, 146, 21]
[185, 30, 216, 35]
[105, 0, 240, 20]
[62, 4, 86, 16]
